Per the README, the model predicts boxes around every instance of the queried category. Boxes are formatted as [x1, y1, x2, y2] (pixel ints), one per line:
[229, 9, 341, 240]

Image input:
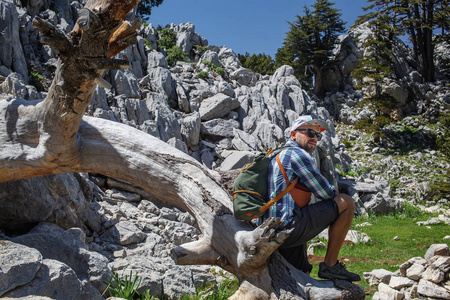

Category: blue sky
[148, 0, 367, 58]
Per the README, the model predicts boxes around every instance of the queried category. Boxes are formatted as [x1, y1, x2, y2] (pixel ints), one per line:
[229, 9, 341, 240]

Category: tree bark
[0, 0, 365, 298]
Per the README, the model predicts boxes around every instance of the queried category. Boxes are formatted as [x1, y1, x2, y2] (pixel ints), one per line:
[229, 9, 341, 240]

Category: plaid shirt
[259, 139, 336, 225]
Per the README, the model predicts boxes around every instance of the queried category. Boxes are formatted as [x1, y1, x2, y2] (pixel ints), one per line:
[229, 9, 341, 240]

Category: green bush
[354, 114, 394, 143]
[401, 125, 419, 134]
[388, 178, 401, 193]
[166, 46, 186, 65]
[436, 113, 450, 158]
[197, 71, 209, 80]
[429, 172, 450, 202]
[202, 60, 216, 68]
[157, 28, 176, 50]
[214, 67, 225, 77]
[341, 138, 353, 149]
[144, 39, 152, 49]
[356, 94, 398, 111]
[29, 71, 45, 91]
[194, 45, 209, 52]
[202, 60, 225, 77]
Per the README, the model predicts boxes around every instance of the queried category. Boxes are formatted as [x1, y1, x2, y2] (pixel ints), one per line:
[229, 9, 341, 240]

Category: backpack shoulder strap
[276, 154, 298, 186]
[258, 154, 298, 213]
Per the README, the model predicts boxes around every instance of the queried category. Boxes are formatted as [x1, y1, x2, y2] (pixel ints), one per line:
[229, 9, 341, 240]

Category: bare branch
[32, 16, 71, 53]
[108, 19, 142, 57]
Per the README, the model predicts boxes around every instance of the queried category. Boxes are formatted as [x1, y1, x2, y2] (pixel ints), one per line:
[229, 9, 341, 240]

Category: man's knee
[333, 193, 355, 214]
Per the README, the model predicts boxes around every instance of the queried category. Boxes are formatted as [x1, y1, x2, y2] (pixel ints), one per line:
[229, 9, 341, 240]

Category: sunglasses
[295, 128, 322, 141]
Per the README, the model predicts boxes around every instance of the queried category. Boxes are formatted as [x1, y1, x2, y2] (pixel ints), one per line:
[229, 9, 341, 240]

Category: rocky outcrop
[364, 244, 450, 300]
[0, 0, 28, 82]
[0, 173, 104, 233]
[326, 22, 450, 122]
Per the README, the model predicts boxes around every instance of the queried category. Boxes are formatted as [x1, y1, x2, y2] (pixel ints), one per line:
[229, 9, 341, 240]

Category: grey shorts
[280, 198, 339, 249]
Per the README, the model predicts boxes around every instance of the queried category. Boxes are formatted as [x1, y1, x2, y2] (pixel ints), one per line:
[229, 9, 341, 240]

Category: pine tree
[238, 53, 276, 75]
[137, 0, 164, 22]
[359, 0, 449, 83]
[275, 0, 346, 96]
[352, 2, 396, 89]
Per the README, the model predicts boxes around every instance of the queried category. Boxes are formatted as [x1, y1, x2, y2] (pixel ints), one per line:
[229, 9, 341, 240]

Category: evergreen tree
[137, 0, 164, 22]
[353, 3, 396, 89]
[359, 0, 449, 83]
[238, 53, 276, 75]
[435, 0, 450, 39]
[275, 0, 346, 96]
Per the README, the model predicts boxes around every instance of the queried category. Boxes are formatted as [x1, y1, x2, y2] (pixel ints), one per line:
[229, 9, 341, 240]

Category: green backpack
[232, 148, 297, 221]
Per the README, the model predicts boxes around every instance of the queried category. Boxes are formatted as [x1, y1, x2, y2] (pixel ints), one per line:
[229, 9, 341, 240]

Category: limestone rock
[0, 0, 28, 82]
[417, 279, 450, 299]
[12, 223, 110, 293]
[318, 229, 371, 245]
[405, 263, 425, 280]
[0, 173, 102, 233]
[389, 276, 415, 290]
[377, 282, 404, 300]
[199, 93, 240, 121]
[180, 112, 201, 148]
[219, 151, 255, 171]
[363, 269, 394, 286]
[399, 257, 428, 277]
[425, 244, 450, 263]
[0, 241, 42, 296]
[101, 220, 146, 246]
[3, 259, 103, 300]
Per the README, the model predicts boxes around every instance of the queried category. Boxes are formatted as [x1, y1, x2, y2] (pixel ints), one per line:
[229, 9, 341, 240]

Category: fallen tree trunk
[0, 0, 364, 298]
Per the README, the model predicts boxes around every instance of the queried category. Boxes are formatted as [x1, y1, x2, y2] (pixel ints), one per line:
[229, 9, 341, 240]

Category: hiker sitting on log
[259, 115, 361, 282]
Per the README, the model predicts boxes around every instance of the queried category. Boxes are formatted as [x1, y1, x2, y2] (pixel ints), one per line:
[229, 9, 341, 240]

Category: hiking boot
[318, 261, 361, 281]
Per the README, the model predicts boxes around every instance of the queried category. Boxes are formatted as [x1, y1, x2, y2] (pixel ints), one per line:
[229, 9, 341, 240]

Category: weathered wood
[0, 0, 365, 298]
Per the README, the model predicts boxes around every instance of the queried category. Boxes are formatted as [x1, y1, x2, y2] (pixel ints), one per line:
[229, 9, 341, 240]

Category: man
[259, 115, 361, 281]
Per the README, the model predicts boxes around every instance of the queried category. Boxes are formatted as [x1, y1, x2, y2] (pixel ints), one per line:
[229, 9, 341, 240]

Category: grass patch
[180, 277, 239, 300]
[309, 207, 449, 297]
[104, 270, 143, 299]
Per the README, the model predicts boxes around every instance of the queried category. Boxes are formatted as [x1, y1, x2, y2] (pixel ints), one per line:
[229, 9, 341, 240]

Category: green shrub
[401, 125, 419, 134]
[194, 45, 209, 52]
[144, 39, 152, 49]
[166, 46, 186, 65]
[214, 67, 225, 77]
[157, 28, 176, 50]
[354, 114, 393, 143]
[388, 178, 401, 193]
[197, 71, 209, 80]
[356, 94, 398, 111]
[202, 60, 225, 77]
[202, 60, 216, 68]
[436, 113, 450, 158]
[29, 71, 45, 91]
[104, 270, 142, 299]
[341, 138, 353, 149]
[374, 114, 394, 127]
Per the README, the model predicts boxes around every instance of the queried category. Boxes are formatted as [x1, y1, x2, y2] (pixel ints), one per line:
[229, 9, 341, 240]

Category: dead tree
[0, 0, 364, 299]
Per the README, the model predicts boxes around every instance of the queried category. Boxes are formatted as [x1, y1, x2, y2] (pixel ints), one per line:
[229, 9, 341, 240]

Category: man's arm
[290, 149, 335, 200]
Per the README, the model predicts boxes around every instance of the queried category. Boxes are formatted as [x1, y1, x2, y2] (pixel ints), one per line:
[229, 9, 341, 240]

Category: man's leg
[278, 243, 312, 274]
[324, 193, 355, 266]
[278, 199, 339, 274]
[318, 193, 361, 281]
